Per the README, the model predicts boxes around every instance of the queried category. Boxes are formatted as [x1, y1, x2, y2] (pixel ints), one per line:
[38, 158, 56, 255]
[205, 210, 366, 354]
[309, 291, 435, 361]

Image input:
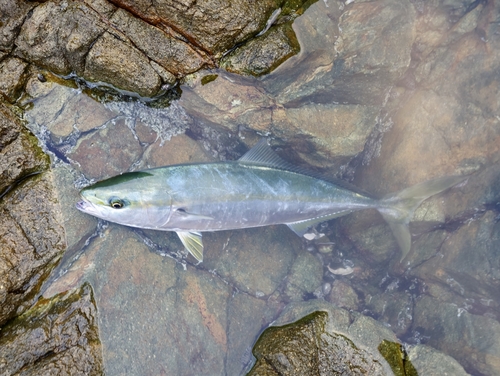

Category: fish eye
[109, 198, 125, 209]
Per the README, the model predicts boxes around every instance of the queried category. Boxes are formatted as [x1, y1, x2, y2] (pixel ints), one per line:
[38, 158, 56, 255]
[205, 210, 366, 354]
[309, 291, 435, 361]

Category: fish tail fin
[377, 175, 466, 262]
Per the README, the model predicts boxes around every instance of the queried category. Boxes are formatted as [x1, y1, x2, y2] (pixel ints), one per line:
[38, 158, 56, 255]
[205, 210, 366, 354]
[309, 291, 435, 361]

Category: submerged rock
[412, 295, 500, 376]
[221, 23, 300, 76]
[248, 311, 390, 375]
[247, 301, 467, 375]
[0, 283, 103, 375]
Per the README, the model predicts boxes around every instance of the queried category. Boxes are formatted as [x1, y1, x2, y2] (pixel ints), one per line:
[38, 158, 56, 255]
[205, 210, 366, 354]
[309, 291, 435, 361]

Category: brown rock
[328, 280, 360, 311]
[142, 133, 209, 168]
[0, 284, 103, 375]
[221, 22, 300, 76]
[107, 0, 282, 55]
[0, 0, 36, 52]
[110, 8, 208, 75]
[14, 1, 108, 75]
[84, 31, 162, 97]
[0, 102, 49, 197]
[0, 171, 66, 326]
[0, 57, 29, 102]
[68, 117, 143, 180]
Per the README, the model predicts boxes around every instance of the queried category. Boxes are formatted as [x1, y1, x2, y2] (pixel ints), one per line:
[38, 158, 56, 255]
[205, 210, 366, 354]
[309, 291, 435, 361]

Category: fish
[76, 139, 465, 263]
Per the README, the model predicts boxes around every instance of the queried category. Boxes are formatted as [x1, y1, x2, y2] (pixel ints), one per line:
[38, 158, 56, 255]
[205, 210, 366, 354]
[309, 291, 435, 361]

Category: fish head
[76, 171, 172, 229]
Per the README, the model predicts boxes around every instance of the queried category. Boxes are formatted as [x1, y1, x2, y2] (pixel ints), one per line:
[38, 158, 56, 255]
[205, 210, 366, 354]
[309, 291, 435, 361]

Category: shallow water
[22, 0, 500, 375]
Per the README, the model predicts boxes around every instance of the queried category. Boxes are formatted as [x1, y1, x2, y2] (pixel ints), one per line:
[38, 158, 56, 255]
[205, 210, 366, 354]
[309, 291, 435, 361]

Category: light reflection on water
[23, 0, 500, 375]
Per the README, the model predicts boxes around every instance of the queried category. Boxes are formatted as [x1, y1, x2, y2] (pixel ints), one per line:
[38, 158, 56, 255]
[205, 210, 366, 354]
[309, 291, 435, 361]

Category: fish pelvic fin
[177, 231, 204, 263]
[378, 175, 466, 263]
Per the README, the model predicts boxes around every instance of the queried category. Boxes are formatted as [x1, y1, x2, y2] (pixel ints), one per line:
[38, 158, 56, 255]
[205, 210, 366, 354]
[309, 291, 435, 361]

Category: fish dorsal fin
[239, 139, 297, 170]
[239, 139, 319, 177]
[239, 139, 372, 197]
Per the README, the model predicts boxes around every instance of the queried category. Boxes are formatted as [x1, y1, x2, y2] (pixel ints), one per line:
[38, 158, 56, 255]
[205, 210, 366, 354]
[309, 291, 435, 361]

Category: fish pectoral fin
[176, 231, 204, 263]
[174, 208, 213, 221]
[286, 209, 355, 237]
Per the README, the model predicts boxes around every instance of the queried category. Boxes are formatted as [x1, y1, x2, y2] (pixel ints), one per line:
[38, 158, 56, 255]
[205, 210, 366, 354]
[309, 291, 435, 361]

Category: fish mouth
[76, 199, 101, 216]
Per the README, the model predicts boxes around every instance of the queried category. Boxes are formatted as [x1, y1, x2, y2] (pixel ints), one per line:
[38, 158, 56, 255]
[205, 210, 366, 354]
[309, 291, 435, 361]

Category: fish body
[77, 139, 464, 262]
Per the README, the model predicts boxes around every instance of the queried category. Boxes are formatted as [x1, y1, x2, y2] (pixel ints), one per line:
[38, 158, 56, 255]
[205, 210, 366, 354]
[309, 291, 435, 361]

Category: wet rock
[282, 103, 379, 160]
[68, 117, 143, 180]
[226, 293, 282, 376]
[52, 165, 97, 250]
[110, 8, 208, 76]
[25, 75, 116, 141]
[0, 102, 49, 196]
[84, 31, 162, 97]
[0, 283, 103, 375]
[407, 344, 469, 376]
[0, 57, 29, 102]
[0, 171, 66, 326]
[266, 0, 415, 106]
[180, 73, 274, 134]
[107, 0, 284, 56]
[0, 0, 36, 52]
[412, 295, 500, 376]
[366, 291, 413, 337]
[14, 1, 108, 76]
[84, 225, 231, 375]
[409, 210, 500, 311]
[356, 1, 500, 194]
[202, 226, 301, 297]
[284, 252, 323, 301]
[377, 340, 418, 376]
[248, 310, 391, 375]
[221, 23, 300, 76]
[141, 133, 210, 169]
[327, 279, 360, 311]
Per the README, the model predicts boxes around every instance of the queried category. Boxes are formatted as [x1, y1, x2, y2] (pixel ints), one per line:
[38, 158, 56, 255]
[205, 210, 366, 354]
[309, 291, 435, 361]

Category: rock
[283, 252, 323, 301]
[25, 76, 116, 140]
[221, 22, 300, 76]
[82, 225, 230, 375]
[0, 57, 29, 102]
[0, 171, 66, 326]
[247, 302, 396, 375]
[0, 283, 103, 375]
[202, 226, 301, 297]
[14, 1, 108, 76]
[327, 279, 360, 311]
[68, 117, 143, 180]
[141, 133, 210, 169]
[355, 0, 500, 194]
[408, 344, 470, 376]
[412, 295, 500, 376]
[110, 8, 208, 76]
[265, 0, 416, 106]
[0, 0, 36, 52]
[0, 102, 49, 195]
[107, 0, 284, 56]
[248, 311, 390, 375]
[282, 103, 380, 161]
[409, 210, 500, 311]
[84, 31, 162, 97]
[366, 291, 413, 337]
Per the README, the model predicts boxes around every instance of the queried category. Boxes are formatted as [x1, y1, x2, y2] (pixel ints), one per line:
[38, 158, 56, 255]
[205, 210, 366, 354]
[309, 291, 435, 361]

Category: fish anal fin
[287, 209, 354, 237]
[177, 231, 204, 262]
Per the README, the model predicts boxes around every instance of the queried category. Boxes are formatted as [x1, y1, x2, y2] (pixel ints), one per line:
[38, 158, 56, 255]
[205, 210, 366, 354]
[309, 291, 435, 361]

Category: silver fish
[76, 139, 464, 262]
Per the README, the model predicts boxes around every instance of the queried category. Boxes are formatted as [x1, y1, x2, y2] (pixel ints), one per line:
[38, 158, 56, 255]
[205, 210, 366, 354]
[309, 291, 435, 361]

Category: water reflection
[22, 0, 500, 375]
